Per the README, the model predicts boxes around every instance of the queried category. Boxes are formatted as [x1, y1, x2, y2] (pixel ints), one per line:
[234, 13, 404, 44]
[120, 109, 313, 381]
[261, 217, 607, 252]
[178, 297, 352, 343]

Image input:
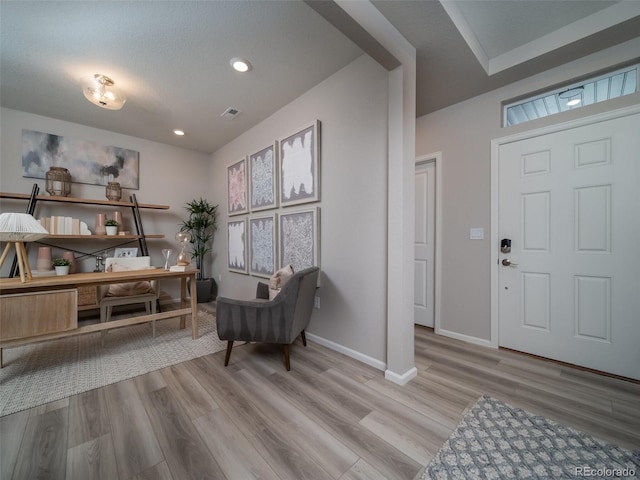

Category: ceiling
[2, 1, 639, 154]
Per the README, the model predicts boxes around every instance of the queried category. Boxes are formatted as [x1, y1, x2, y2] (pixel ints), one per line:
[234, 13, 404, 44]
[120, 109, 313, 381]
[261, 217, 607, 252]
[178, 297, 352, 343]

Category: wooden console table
[0, 268, 199, 367]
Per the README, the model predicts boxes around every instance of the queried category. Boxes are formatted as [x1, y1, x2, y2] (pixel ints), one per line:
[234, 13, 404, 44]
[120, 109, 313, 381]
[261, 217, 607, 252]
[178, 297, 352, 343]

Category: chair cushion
[106, 263, 153, 297]
[268, 264, 294, 300]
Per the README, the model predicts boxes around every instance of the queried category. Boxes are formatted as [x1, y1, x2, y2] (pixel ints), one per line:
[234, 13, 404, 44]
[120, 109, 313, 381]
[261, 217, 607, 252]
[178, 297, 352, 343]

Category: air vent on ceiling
[221, 107, 241, 119]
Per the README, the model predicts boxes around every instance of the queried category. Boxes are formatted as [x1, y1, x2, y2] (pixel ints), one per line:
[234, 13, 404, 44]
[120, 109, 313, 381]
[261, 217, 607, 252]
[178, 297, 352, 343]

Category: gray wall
[416, 38, 640, 342]
[209, 54, 390, 366]
[0, 107, 211, 298]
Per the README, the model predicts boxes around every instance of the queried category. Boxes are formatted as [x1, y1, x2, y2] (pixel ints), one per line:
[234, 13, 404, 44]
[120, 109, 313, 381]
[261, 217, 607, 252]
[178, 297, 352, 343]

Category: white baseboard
[385, 367, 417, 385]
[436, 327, 495, 349]
[305, 333, 386, 371]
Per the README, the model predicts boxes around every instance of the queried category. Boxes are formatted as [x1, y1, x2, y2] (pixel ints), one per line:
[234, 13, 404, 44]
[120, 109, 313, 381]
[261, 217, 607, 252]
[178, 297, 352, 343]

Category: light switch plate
[470, 227, 484, 240]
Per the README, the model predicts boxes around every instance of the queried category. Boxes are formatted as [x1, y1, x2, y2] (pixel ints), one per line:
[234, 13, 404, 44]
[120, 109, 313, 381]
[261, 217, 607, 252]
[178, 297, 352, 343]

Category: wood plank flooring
[2, 325, 639, 479]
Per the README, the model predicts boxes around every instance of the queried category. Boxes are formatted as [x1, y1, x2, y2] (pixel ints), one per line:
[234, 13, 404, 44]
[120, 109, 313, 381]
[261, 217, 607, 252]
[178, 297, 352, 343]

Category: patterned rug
[0, 310, 226, 416]
[421, 396, 640, 479]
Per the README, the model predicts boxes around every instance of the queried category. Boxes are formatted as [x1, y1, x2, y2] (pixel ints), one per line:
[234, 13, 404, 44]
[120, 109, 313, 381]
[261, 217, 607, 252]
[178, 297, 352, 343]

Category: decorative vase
[36, 247, 53, 271]
[55, 265, 70, 276]
[62, 251, 76, 274]
[109, 211, 123, 229]
[45, 167, 72, 197]
[105, 182, 122, 201]
[95, 213, 106, 235]
[105, 225, 118, 236]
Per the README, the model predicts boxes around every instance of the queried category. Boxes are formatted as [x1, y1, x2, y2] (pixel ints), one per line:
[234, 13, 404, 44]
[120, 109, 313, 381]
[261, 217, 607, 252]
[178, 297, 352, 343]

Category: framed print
[249, 143, 278, 211]
[249, 214, 277, 278]
[278, 207, 319, 271]
[227, 158, 248, 216]
[279, 120, 320, 207]
[227, 219, 248, 273]
[113, 247, 138, 258]
[22, 129, 140, 189]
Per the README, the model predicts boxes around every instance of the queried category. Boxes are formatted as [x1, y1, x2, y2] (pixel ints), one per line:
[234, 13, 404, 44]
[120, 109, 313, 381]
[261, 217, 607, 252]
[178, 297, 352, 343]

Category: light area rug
[0, 310, 226, 417]
[421, 396, 640, 480]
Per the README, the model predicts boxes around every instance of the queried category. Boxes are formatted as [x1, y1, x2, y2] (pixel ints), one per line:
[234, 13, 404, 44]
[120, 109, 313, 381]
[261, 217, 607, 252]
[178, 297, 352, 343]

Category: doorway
[492, 107, 640, 380]
[415, 153, 440, 329]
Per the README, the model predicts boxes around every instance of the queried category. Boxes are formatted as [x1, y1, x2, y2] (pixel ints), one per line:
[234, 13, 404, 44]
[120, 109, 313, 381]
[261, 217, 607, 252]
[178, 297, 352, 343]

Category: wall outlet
[314, 296, 320, 309]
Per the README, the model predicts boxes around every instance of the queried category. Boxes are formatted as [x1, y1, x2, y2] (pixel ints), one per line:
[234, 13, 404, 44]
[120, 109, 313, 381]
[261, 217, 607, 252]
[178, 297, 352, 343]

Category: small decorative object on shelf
[62, 251, 77, 273]
[105, 182, 122, 201]
[175, 231, 191, 266]
[95, 213, 106, 234]
[162, 248, 173, 270]
[52, 257, 71, 275]
[45, 167, 72, 197]
[109, 211, 123, 229]
[36, 246, 53, 271]
[104, 219, 119, 236]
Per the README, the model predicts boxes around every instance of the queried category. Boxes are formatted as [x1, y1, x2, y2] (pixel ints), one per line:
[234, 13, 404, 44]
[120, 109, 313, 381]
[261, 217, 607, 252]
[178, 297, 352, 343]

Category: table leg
[190, 273, 198, 339]
[180, 277, 187, 329]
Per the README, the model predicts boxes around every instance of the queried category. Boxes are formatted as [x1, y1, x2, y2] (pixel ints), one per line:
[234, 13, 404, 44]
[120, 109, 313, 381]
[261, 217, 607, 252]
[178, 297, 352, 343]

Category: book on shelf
[38, 216, 91, 235]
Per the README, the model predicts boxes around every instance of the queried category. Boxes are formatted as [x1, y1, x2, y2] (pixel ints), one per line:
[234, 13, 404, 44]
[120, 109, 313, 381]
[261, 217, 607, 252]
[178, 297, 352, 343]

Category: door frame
[490, 104, 640, 347]
[415, 151, 442, 333]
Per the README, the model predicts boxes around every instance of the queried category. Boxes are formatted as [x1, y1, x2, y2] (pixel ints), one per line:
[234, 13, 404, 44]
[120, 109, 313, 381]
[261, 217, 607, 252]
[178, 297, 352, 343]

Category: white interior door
[415, 161, 435, 327]
[498, 112, 640, 380]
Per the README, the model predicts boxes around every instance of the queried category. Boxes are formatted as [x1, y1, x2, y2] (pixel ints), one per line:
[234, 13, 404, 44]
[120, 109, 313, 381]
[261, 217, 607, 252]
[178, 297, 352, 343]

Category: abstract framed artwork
[249, 214, 277, 278]
[227, 158, 248, 216]
[249, 143, 278, 212]
[22, 129, 140, 189]
[227, 219, 248, 273]
[279, 120, 320, 207]
[278, 207, 320, 271]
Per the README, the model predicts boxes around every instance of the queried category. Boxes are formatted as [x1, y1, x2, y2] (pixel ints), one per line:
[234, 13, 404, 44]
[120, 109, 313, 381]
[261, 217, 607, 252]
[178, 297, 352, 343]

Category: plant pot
[188, 278, 218, 303]
[55, 265, 70, 276]
[105, 226, 118, 236]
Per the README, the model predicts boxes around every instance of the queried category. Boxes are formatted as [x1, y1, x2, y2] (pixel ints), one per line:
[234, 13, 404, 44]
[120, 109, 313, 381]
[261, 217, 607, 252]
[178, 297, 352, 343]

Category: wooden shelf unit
[1, 187, 170, 280]
[0, 192, 169, 210]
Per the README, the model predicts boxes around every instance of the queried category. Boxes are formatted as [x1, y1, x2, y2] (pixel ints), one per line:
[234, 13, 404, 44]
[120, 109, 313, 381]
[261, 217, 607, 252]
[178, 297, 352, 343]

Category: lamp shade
[0, 213, 49, 242]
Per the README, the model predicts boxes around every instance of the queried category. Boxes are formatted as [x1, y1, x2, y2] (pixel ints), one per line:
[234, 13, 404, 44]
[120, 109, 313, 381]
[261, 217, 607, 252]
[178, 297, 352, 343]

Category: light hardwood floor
[1, 325, 639, 479]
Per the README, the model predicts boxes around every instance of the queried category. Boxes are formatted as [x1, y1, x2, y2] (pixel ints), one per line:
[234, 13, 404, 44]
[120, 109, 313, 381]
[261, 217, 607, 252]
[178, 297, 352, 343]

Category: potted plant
[180, 198, 218, 302]
[52, 257, 71, 275]
[105, 219, 119, 236]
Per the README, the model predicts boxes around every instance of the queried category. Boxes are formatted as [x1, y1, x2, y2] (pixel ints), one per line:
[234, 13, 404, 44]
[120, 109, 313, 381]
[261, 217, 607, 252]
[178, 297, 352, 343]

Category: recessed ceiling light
[173, 129, 185, 136]
[230, 57, 252, 73]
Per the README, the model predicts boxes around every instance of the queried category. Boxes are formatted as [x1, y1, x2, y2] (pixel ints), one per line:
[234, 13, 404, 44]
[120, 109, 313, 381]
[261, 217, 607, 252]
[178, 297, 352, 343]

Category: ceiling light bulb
[230, 57, 251, 73]
[173, 129, 185, 136]
[567, 98, 581, 106]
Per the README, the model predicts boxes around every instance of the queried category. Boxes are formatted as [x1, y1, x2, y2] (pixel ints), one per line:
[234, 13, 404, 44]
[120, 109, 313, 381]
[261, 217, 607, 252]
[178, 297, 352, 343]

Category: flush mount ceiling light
[81, 74, 127, 110]
[230, 57, 252, 73]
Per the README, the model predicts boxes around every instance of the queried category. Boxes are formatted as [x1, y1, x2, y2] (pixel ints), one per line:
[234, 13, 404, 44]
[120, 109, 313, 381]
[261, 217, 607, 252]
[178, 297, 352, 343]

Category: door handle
[501, 259, 519, 267]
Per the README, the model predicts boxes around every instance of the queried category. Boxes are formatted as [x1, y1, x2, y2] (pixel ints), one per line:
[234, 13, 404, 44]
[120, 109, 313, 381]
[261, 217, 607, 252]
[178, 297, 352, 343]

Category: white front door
[415, 161, 435, 327]
[498, 111, 640, 380]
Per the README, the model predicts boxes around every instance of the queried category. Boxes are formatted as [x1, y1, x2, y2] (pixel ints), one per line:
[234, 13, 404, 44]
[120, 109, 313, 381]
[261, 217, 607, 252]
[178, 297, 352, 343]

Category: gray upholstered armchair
[216, 266, 319, 370]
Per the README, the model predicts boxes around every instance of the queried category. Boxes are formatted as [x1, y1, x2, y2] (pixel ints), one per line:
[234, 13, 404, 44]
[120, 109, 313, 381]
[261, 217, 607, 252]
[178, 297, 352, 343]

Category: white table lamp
[0, 213, 49, 282]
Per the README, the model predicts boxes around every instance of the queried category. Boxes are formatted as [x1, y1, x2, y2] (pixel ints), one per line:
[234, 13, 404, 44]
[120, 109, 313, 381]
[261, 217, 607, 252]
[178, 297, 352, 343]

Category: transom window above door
[503, 64, 638, 127]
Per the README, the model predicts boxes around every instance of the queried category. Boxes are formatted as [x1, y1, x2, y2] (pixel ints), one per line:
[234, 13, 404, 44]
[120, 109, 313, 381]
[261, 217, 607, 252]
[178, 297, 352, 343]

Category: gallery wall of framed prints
[226, 120, 321, 276]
